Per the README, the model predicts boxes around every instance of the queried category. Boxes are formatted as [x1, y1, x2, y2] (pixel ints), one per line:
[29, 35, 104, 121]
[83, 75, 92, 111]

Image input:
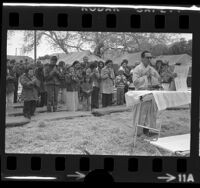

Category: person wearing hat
[20, 64, 40, 119]
[44, 56, 62, 112]
[115, 67, 127, 105]
[101, 59, 115, 107]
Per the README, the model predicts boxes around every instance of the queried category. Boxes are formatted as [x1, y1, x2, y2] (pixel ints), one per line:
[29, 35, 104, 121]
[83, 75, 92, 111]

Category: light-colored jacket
[101, 66, 115, 94]
[86, 68, 100, 87]
[132, 62, 160, 90]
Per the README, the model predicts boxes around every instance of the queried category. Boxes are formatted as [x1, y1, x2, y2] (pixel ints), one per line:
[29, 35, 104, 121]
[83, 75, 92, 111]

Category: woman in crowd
[20, 64, 40, 119]
[155, 60, 163, 75]
[65, 65, 80, 111]
[160, 61, 177, 90]
[101, 60, 115, 107]
[86, 62, 100, 109]
[120, 59, 131, 102]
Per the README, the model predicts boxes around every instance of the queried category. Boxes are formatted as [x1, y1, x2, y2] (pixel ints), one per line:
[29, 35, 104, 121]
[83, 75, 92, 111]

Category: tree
[168, 38, 192, 55]
[21, 31, 184, 58]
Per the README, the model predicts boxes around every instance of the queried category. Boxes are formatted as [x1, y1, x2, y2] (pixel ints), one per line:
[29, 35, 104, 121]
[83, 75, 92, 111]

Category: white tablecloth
[125, 90, 191, 111]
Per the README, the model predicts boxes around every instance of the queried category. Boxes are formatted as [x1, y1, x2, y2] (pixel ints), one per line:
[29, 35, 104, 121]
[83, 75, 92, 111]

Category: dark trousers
[46, 85, 59, 112]
[14, 77, 19, 103]
[37, 92, 47, 107]
[23, 100, 37, 118]
[91, 86, 100, 109]
[124, 84, 128, 103]
[102, 93, 112, 107]
[117, 87, 125, 105]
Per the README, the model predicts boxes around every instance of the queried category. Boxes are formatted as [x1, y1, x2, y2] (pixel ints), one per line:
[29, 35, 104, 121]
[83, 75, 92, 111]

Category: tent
[154, 54, 192, 67]
[54, 51, 105, 65]
[112, 52, 142, 67]
[7, 55, 33, 63]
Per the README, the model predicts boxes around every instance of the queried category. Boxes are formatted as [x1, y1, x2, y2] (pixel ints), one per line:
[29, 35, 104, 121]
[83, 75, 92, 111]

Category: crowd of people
[6, 51, 177, 119]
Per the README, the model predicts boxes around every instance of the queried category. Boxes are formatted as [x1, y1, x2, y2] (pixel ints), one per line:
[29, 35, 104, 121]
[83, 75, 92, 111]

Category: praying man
[131, 51, 161, 136]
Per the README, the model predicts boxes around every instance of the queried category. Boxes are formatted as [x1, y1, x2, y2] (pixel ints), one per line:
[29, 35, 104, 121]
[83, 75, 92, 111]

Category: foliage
[12, 31, 191, 58]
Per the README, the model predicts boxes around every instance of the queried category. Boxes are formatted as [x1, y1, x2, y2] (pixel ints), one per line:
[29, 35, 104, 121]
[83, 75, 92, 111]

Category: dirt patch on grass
[5, 109, 191, 156]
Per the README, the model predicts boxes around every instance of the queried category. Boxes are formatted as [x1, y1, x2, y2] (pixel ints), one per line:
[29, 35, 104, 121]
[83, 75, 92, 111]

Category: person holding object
[131, 51, 161, 136]
[101, 60, 115, 107]
[20, 64, 40, 119]
[44, 56, 62, 112]
[115, 68, 127, 105]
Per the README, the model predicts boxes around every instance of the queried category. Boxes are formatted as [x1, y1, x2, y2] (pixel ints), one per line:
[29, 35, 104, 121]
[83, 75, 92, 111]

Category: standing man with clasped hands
[132, 50, 161, 90]
[44, 56, 62, 112]
[131, 51, 161, 136]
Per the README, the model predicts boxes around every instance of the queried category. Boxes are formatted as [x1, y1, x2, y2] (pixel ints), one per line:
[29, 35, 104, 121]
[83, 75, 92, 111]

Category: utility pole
[34, 30, 37, 63]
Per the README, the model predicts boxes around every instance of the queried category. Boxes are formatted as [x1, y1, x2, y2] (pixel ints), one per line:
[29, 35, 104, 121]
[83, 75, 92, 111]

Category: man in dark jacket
[44, 56, 62, 112]
[35, 60, 47, 107]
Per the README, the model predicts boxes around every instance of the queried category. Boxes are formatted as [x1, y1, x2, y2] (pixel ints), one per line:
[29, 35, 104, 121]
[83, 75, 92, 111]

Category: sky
[7, 30, 192, 59]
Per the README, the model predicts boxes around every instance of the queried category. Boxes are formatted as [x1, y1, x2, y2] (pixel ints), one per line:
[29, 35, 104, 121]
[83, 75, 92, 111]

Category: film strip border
[2, 7, 199, 31]
[1, 6, 200, 183]
[1, 155, 199, 182]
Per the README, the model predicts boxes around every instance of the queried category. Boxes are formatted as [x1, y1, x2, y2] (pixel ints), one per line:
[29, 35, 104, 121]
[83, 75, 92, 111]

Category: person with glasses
[131, 50, 161, 137]
[132, 50, 161, 90]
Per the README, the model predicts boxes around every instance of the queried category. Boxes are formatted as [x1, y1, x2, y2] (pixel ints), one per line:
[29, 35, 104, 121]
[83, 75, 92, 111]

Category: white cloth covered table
[125, 90, 191, 111]
[125, 90, 191, 141]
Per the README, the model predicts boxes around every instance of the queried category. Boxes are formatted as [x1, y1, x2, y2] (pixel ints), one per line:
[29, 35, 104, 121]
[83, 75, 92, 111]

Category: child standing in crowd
[20, 64, 40, 119]
[81, 76, 93, 111]
[115, 68, 127, 105]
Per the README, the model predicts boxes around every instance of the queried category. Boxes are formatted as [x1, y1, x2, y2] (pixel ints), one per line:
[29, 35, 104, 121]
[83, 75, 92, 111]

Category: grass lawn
[5, 109, 191, 156]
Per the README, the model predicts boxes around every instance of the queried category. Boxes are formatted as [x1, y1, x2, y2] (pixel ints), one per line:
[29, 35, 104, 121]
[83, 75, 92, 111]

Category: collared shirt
[132, 62, 160, 90]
